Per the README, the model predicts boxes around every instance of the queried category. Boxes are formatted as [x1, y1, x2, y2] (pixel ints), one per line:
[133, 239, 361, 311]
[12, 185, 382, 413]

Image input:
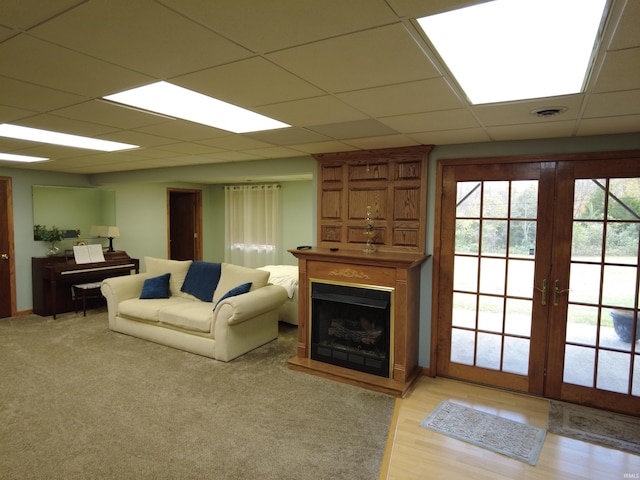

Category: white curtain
[224, 184, 280, 267]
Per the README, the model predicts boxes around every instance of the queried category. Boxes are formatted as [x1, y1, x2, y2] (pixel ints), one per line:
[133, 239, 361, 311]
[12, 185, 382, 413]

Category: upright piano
[32, 251, 139, 318]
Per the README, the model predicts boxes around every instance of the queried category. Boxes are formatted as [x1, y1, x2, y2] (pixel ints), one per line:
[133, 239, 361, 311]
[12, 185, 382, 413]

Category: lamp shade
[105, 226, 120, 238]
[90, 225, 106, 237]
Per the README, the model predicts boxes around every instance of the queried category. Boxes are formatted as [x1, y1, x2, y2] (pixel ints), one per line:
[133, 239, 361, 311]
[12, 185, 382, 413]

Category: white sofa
[101, 257, 288, 361]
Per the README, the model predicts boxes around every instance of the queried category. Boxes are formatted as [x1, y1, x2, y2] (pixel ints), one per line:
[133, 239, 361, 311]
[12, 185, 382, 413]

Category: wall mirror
[32, 185, 116, 241]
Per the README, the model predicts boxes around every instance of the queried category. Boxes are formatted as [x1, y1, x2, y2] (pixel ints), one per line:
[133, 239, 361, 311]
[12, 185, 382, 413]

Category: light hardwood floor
[380, 376, 640, 480]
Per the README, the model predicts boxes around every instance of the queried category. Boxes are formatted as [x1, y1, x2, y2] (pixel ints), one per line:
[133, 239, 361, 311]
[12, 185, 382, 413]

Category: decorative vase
[47, 243, 59, 256]
[610, 310, 640, 343]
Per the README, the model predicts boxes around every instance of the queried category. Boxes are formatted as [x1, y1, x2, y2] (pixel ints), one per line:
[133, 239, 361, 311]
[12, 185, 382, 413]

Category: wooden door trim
[166, 188, 203, 260]
[0, 176, 16, 317]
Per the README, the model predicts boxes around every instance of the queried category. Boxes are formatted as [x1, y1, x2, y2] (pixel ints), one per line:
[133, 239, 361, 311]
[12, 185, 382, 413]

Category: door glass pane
[503, 337, 529, 375]
[452, 292, 476, 328]
[481, 220, 507, 255]
[572, 222, 603, 258]
[453, 256, 478, 292]
[606, 223, 639, 264]
[456, 219, 479, 254]
[451, 328, 474, 365]
[476, 332, 501, 369]
[509, 221, 536, 256]
[574, 179, 605, 220]
[510, 181, 538, 218]
[566, 304, 598, 346]
[482, 181, 509, 218]
[602, 265, 636, 307]
[456, 182, 481, 217]
[568, 263, 601, 304]
[506, 259, 534, 297]
[564, 345, 595, 387]
[478, 295, 503, 332]
[479, 257, 505, 295]
[505, 298, 532, 336]
[596, 351, 630, 394]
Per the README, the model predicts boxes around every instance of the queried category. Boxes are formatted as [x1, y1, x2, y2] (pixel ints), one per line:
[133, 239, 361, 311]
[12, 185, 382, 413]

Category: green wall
[2, 132, 640, 369]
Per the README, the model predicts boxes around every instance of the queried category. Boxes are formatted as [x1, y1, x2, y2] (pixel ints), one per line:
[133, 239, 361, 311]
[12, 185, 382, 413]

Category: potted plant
[36, 225, 64, 256]
[610, 309, 640, 343]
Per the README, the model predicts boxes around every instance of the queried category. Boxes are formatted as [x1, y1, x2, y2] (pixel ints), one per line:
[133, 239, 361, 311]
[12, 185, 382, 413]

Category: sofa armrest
[216, 284, 288, 326]
[101, 273, 150, 327]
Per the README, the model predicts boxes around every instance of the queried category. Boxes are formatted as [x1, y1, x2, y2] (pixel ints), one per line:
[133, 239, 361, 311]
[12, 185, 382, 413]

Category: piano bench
[72, 282, 104, 316]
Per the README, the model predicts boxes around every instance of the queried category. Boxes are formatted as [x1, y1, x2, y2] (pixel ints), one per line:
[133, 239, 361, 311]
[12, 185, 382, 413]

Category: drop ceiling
[0, 0, 638, 177]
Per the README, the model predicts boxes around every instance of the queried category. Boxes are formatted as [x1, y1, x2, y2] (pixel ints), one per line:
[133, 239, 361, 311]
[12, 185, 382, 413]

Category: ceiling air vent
[530, 107, 568, 117]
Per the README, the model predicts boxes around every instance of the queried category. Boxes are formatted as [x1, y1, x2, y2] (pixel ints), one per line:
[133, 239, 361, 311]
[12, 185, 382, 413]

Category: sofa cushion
[180, 261, 221, 302]
[159, 302, 215, 333]
[214, 282, 252, 310]
[139, 273, 171, 299]
[144, 257, 192, 296]
[212, 263, 269, 302]
[118, 297, 192, 323]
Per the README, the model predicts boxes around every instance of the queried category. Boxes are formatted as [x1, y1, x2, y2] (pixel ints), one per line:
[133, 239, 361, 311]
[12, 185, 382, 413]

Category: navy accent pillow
[180, 261, 222, 302]
[214, 282, 252, 310]
[139, 273, 171, 299]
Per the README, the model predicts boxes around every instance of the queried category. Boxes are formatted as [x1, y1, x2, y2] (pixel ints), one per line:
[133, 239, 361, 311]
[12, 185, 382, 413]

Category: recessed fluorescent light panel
[417, 0, 608, 104]
[0, 152, 49, 163]
[0, 124, 138, 151]
[103, 81, 290, 134]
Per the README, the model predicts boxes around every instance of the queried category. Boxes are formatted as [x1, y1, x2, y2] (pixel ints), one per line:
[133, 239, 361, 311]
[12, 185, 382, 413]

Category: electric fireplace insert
[310, 281, 392, 377]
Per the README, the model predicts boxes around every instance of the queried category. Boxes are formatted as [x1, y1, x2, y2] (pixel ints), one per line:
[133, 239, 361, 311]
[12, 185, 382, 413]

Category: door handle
[1, 253, 8, 260]
[554, 280, 570, 306]
[534, 279, 548, 306]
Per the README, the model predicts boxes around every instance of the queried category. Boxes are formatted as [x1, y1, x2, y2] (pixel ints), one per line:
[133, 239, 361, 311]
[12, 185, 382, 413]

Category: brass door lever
[534, 279, 548, 305]
[554, 280, 570, 306]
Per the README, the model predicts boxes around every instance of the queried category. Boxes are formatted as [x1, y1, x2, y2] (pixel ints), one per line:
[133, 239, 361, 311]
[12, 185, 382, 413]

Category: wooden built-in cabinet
[314, 145, 432, 253]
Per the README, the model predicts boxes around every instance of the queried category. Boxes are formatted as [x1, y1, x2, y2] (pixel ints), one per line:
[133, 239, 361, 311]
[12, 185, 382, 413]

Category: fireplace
[288, 247, 428, 397]
[311, 282, 393, 378]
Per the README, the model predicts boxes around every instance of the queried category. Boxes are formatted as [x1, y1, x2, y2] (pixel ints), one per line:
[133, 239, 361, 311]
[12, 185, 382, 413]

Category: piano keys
[32, 251, 139, 318]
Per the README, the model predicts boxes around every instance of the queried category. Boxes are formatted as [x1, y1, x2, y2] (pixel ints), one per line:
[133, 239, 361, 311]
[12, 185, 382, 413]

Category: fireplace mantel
[288, 247, 429, 397]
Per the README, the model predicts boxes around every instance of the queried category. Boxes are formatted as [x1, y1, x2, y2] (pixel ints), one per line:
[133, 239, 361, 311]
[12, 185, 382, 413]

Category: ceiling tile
[608, 0, 640, 50]
[592, 48, 640, 93]
[486, 120, 576, 141]
[159, 0, 398, 53]
[241, 146, 310, 158]
[409, 128, 491, 145]
[134, 120, 229, 142]
[246, 127, 330, 146]
[583, 90, 640, 118]
[343, 134, 421, 150]
[29, 0, 252, 78]
[0, 0, 85, 30]
[0, 35, 152, 98]
[257, 95, 368, 126]
[380, 109, 480, 133]
[390, 0, 487, 18]
[337, 78, 464, 117]
[307, 119, 398, 139]
[174, 57, 325, 108]
[577, 115, 640, 136]
[0, 76, 86, 113]
[52, 100, 171, 130]
[266, 24, 440, 93]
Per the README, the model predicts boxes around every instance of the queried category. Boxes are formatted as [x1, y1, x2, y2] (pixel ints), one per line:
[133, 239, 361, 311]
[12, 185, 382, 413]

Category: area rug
[548, 400, 640, 455]
[420, 400, 547, 465]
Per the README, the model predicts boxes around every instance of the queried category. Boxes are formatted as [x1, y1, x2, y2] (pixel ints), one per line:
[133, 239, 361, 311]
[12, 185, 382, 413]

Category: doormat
[548, 400, 640, 455]
[420, 400, 546, 465]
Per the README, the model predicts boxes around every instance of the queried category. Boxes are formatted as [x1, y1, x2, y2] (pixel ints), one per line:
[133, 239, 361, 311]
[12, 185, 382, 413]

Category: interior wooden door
[168, 188, 202, 261]
[434, 152, 640, 415]
[0, 177, 15, 318]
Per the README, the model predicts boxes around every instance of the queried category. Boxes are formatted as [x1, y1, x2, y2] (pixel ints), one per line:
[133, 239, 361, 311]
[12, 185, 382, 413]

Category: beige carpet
[0, 309, 394, 480]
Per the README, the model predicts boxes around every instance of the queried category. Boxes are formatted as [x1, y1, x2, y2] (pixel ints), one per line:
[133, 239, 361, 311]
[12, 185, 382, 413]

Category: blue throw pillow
[214, 282, 252, 310]
[139, 273, 171, 299]
[181, 261, 222, 302]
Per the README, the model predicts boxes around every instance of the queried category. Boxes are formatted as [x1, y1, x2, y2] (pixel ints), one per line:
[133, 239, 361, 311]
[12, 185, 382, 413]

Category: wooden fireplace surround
[289, 248, 428, 397]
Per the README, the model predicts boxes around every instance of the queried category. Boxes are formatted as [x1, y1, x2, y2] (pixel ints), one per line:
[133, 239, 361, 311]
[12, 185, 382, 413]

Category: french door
[434, 151, 640, 415]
